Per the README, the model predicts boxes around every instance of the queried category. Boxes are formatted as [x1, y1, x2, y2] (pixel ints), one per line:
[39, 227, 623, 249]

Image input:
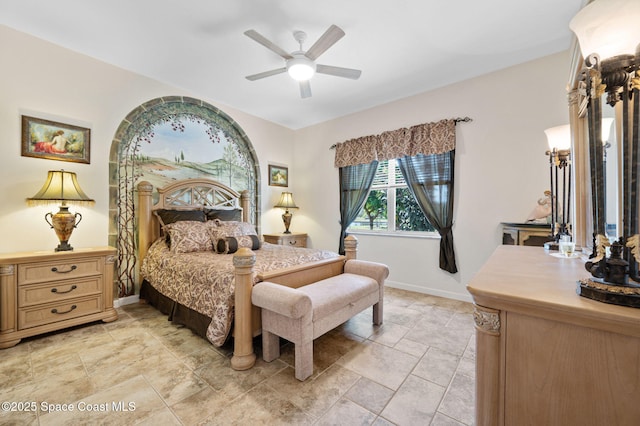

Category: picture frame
[268, 164, 288, 187]
[21, 115, 91, 164]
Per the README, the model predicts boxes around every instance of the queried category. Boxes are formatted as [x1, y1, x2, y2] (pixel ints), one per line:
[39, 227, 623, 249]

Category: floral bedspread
[140, 239, 339, 346]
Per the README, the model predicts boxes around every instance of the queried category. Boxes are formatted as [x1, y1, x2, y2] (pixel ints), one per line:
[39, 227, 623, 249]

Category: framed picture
[268, 164, 288, 187]
[21, 115, 91, 164]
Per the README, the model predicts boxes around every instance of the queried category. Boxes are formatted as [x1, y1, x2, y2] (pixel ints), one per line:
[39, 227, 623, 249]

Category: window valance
[334, 118, 457, 168]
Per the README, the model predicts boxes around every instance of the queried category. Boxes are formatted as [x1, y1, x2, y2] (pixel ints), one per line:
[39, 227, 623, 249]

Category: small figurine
[526, 190, 553, 223]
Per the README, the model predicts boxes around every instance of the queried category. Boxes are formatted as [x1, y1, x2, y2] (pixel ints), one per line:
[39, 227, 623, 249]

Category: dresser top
[467, 245, 640, 334]
[0, 246, 116, 263]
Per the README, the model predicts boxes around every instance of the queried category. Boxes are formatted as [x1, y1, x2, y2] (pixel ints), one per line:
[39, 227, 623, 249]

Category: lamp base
[55, 241, 74, 252]
[45, 206, 81, 253]
[578, 278, 640, 308]
[282, 211, 292, 234]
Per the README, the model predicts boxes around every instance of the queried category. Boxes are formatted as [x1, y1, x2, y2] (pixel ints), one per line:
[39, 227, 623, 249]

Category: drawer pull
[288, 241, 298, 245]
[51, 265, 77, 274]
[51, 305, 77, 315]
[51, 285, 77, 294]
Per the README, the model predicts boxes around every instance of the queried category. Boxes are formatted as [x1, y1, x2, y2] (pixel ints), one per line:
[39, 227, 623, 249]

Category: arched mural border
[108, 96, 261, 297]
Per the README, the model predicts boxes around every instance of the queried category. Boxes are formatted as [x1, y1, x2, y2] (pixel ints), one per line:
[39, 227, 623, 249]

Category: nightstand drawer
[281, 235, 306, 247]
[19, 277, 102, 307]
[18, 295, 103, 329]
[263, 233, 308, 248]
[18, 257, 102, 285]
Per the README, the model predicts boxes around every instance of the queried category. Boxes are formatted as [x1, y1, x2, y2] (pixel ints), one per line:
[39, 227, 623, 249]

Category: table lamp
[274, 192, 298, 234]
[27, 170, 95, 251]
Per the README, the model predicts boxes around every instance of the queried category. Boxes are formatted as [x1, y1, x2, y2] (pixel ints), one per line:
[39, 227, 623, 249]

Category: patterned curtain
[338, 162, 379, 254]
[334, 119, 456, 167]
[334, 118, 458, 273]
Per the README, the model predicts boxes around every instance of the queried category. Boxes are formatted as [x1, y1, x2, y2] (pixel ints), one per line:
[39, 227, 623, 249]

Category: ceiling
[0, 0, 585, 129]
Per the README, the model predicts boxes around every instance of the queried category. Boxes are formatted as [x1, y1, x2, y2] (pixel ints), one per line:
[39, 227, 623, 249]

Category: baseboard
[113, 294, 140, 308]
[385, 280, 473, 303]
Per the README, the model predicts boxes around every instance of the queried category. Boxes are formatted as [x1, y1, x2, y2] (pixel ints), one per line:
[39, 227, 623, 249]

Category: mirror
[602, 104, 617, 239]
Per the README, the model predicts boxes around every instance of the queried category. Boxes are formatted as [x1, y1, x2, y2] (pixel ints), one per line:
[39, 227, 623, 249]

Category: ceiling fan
[244, 25, 362, 98]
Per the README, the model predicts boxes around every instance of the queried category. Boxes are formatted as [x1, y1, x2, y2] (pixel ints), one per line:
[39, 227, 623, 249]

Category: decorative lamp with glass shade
[27, 170, 95, 252]
[274, 192, 298, 234]
[570, 0, 640, 306]
[544, 124, 572, 247]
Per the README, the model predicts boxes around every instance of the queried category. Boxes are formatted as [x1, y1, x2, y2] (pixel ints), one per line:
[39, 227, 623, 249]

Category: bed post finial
[344, 235, 358, 261]
[231, 247, 257, 371]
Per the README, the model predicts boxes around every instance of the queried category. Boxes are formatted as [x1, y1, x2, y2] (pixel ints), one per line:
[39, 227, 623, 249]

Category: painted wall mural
[109, 96, 260, 297]
[136, 120, 253, 197]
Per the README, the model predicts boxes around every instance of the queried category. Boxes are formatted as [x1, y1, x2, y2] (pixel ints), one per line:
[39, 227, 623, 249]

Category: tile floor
[0, 287, 476, 425]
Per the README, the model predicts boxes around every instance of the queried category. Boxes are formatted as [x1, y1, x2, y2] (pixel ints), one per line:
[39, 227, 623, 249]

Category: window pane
[371, 160, 389, 187]
[350, 189, 388, 230]
[395, 187, 435, 232]
[394, 162, 406, 185]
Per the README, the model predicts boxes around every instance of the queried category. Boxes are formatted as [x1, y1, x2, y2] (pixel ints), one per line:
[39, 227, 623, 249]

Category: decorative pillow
[209, 220, 257, 239]
[215, 235, 261, 254]
[166, 220, 212, 253]
[204, 208, 243, 222]
[154, 209, 206, 229]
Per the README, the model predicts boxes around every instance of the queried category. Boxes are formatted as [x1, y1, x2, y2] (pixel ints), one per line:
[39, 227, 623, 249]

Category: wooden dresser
[0, 247, 118, 349]
[467, 245, 640, 426]
[263, 232, 307, 248]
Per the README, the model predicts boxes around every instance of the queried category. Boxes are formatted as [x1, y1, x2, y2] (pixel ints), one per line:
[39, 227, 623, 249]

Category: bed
[136, 178, 358, 370]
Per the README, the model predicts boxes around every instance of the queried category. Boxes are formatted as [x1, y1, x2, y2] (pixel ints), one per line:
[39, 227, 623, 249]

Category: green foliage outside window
[396, 187, 434, 232]
[363, 190, 387, 230]
[349, 159, 434, 233]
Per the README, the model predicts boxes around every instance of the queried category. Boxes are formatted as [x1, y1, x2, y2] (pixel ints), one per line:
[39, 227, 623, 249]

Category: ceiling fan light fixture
[287, 56, 316, 81]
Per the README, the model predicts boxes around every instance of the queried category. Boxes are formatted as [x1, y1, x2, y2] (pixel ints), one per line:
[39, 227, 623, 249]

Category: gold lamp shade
[27, 170, 95, 251]
[274, 192, 298, 234]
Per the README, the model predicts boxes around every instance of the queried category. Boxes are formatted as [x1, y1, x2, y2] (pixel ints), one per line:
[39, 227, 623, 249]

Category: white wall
[0, 25, 293, 254]
[293, 51, 571, 301]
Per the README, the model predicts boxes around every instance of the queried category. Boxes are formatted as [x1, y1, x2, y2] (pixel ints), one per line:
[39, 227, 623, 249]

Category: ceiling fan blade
[305, 25, 345, 60]
[299, 80, 312, 98]
[245, 67, 286, 81]
[316, 64, 362, 80]
[244, 29, 293, 59]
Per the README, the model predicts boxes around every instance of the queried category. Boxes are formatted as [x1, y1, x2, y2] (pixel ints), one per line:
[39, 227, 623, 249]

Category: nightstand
[263, 232, 308, 248]
[0, 246, 118, 349]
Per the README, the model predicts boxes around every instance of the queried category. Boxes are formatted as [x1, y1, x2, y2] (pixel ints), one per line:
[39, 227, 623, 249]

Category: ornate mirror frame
[568, 35, 591, 250]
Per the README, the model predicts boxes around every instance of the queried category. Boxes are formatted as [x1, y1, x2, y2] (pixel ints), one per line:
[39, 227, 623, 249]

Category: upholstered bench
[251, 259, 389, 381]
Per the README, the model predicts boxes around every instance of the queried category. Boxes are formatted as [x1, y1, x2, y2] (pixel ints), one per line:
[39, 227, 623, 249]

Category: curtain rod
[328, 116, 473, 150]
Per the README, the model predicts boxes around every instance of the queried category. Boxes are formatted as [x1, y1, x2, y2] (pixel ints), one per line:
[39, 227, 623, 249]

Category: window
[348, 159, 435, 234]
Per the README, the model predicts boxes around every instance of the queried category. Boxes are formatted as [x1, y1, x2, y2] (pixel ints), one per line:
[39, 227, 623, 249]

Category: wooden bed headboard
[137, 178, 251, 263]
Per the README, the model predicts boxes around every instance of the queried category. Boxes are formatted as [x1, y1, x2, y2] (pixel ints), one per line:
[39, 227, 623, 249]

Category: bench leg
[373, 301, 383, 325]
[295, 340, 313, 381]
[262, 330, 280, 362]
